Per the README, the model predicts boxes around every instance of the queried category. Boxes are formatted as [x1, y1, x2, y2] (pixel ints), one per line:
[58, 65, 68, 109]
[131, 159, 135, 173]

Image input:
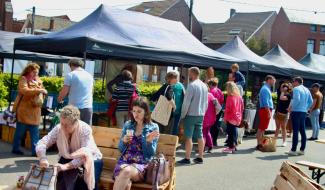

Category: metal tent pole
[244, 62, 250, 106]
[8, 48, 16, 104]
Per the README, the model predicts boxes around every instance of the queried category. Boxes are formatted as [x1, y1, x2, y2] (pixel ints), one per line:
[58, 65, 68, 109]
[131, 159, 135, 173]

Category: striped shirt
[112, 81, 135, 111]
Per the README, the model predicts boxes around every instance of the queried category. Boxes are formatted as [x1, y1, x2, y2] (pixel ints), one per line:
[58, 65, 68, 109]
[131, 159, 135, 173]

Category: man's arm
[58, 85, 70, 103]
[307, 91, 314, 110]
[290, 88, 300, 110]
[181, 84, 193, 119]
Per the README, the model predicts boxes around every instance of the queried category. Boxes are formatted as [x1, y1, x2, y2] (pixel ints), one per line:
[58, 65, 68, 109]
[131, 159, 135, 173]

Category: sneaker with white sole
[285, 150, 298, 156]
[297, 150, 305, 155]
[281, 142, 287, 147]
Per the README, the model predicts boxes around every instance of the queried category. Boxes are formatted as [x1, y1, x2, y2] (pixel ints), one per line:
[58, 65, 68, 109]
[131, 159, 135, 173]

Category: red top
[210, 87, 224, 105]
[224, 95, 244, 126]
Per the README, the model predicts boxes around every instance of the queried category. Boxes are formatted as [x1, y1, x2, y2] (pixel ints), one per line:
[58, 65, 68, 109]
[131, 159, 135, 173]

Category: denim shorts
[184, 116, 204, 139]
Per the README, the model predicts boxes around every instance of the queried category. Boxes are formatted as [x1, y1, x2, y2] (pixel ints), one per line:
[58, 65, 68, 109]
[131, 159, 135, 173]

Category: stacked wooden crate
[272, 161, 324, 190]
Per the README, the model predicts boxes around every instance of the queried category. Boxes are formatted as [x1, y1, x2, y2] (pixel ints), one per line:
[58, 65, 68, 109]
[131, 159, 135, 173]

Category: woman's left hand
[146, 131, 159, 143]
[55, 163, 70, 172]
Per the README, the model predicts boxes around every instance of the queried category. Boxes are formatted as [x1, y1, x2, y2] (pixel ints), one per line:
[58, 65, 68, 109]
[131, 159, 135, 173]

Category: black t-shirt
[277, 94, 291, 114]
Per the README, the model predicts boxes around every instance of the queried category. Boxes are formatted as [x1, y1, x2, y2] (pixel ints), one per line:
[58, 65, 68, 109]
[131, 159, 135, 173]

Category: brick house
[129, 0, 202, 40]
[0, 0, 13, 31]
[271, 7, 325, 60]
[19, 14, 75, 34]
[202, 9, 276, 50]
[129, 0, 202, 82]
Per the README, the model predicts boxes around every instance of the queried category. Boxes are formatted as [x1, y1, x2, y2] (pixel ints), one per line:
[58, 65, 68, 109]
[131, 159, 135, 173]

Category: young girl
[203, 90, 221, 153]
[223, 82, 244, 153]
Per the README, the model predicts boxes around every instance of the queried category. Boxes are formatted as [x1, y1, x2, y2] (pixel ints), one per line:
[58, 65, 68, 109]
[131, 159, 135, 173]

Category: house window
[307, 39, 315, 53]
[321, 26, 325, 33]
[310, 25, 317, 32]
[320, 40, 325, 55]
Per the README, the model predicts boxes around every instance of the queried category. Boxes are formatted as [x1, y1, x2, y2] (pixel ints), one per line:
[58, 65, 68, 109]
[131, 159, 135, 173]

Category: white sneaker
[281, 142, 287, 147]
[297, 150, 305, 155]
[285, 150, 298, 156]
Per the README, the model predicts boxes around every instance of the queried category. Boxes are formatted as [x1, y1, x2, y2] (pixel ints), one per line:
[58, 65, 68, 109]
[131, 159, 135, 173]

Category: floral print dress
[113, 135, 147, 179]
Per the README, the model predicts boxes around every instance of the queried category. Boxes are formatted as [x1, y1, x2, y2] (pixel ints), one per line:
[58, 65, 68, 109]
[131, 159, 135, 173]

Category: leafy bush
[40, 76, 64, 92]
[138, 82, 162, 99]
[93, 79, 106, 103]
[0, 77, 8, 108]
[0, 74, 109, 105]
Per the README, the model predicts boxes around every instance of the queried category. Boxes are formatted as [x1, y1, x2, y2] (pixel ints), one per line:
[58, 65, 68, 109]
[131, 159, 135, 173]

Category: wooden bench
[92, 127, 178, 190]
[315, 139, 325, 144]
[271, 161, 324, 190]
[296, 161, 325, 183]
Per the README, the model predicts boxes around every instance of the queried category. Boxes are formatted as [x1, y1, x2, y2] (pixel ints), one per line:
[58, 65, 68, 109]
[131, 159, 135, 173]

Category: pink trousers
[203, 124, 213, 148]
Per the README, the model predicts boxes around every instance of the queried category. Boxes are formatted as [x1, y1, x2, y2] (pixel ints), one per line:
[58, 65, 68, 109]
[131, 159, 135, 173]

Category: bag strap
[163, 85, 170, 97]
[152, 158, 160, 190]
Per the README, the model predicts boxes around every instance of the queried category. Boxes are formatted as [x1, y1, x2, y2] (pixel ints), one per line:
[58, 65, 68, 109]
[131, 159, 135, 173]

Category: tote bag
[23, 164, 57, 190]
[151, 86, 173, 126]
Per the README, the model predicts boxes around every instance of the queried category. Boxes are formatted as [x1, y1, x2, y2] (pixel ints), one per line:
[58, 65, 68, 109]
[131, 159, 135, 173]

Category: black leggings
[210, 113, 222, 145]
[56, 157, 103, 190]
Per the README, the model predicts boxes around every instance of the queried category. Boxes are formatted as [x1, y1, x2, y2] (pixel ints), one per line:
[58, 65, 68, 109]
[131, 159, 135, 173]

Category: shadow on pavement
[256, 154, 288, 161]
[234, 147, 256, 155]
[0, 159, 36, 173]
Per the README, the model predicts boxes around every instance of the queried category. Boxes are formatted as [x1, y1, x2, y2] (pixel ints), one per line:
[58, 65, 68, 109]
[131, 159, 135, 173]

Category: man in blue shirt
[256, 75, 276, 151]
[58, 59, 94, 125]
[286, 77, 313, 156]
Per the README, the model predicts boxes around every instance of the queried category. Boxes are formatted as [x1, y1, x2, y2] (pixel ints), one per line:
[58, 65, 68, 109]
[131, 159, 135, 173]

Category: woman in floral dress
[113, 97, 160, 190]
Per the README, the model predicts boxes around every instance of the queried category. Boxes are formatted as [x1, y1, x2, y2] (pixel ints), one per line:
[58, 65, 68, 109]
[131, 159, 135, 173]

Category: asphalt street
[0, 129, 324, 190]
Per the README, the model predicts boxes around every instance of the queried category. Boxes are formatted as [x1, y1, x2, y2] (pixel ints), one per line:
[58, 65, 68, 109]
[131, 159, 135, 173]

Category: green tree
[246, 37, 269, 56]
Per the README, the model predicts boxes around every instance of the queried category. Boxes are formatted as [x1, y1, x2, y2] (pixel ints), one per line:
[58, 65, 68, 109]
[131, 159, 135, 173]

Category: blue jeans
[226, 122, 238, 148]
[12, 122, 39, 155]
[172, 114, 181, 136]
[290, 112, 307, 152]
[310, 109, 320, 138]
[94, 159, 103, 190]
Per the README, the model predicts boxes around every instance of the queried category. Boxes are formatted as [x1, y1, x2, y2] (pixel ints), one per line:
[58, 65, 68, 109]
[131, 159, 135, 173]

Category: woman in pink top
[223, 82, 244, 153]
[202, 92, 219, 153]
[207, 78, 224, 146]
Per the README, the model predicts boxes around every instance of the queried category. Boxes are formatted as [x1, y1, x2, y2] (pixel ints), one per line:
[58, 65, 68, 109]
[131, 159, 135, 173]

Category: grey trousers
[116, 111, 129, 128]
[79, 108, 93, 125]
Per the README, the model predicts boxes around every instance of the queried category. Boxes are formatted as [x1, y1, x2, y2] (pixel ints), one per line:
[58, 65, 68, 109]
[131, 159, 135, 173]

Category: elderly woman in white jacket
[36, 105, 103, 190]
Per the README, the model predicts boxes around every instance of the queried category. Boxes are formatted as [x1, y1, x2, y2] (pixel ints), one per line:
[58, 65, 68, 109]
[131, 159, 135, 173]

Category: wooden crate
[8, 127, 15, 143]
[1, 125, 10, 142]
[1, 125, 16, 143]
[271, 161, 324, 190]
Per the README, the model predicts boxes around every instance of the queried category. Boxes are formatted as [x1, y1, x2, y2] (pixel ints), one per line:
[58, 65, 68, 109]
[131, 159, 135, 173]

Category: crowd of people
[9, 60, 325, 189]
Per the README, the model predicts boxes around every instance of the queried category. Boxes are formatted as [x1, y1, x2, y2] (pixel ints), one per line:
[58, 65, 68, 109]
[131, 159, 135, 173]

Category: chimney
[230, 8, 236, 18]
[49, 18, 54, 31]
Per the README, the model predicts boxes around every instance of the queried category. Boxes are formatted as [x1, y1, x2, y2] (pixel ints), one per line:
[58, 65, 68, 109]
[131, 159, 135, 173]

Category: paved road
[0, 129, 324, 190]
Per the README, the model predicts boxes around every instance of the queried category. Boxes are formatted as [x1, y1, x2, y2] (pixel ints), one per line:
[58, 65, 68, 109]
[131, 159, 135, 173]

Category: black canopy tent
[263, 45, 325, 81]
[13, 5, 244, 69]
[217, 36, 291, 76]
[299, 53, 325, 73]
[0, 30, 70, 63]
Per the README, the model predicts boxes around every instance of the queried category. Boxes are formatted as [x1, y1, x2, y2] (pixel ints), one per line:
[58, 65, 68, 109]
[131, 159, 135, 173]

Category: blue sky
[11, 0, 325, 23]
